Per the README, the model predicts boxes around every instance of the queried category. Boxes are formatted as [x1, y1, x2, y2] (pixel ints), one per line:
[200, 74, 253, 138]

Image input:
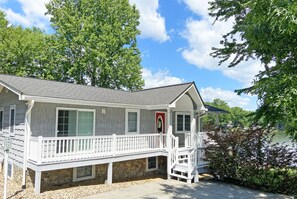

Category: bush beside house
[205, 127, 297, 195]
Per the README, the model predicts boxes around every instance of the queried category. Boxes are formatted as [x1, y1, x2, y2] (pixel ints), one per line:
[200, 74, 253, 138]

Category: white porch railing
[197, 132, 208, 167]
[29, 133, 168, 164]
[188, 148, 197, 178]
[185, 132, 191, 148]
[169, 134, 179, 168]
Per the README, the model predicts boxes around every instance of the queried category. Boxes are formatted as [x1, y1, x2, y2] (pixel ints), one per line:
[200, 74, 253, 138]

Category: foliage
[209, 0, 297, 140]
[46, 0, 144, 90]
[203, 99, 253, 131]
[206, 126, 297, 194]
[0, 11, 56, 79]
[0, 0, 144, 91]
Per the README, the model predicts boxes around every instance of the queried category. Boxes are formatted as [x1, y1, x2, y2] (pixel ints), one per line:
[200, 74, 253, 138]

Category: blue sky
[0, 0, 263, 110]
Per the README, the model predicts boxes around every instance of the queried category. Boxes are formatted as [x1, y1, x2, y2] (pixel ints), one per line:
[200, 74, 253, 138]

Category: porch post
[107, 162, 113, 184]
[166, 107, 172, 179]
[34, 171, 41, 194]
[23, 100, 34, 188]
[191, 111, 197, 147]
[166, 108, 172, 148]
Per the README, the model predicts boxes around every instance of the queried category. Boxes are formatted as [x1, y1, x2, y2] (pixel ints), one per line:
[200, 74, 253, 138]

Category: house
[0, 74, 208, 194]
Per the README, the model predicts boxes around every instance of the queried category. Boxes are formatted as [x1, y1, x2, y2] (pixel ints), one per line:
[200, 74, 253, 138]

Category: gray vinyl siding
[140, 110, 155, 134]
[0, 89, 26, 168]
[31, 103, 157, 137]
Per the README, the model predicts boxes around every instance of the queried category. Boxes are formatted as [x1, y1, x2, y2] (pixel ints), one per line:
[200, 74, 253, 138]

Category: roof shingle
[0, 74, 192, 106]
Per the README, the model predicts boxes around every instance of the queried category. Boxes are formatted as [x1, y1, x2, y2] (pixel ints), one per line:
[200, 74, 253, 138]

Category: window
[9, 105, 16, 136]
[175, 112, 191, 133]
[125, 109, 140, 134]
[56, 108, 95, 137]
[0, 107, 3, 132]
[146, 157, 158, 171]
[7, 162, 13, 179]
[73, 165, 95, 182]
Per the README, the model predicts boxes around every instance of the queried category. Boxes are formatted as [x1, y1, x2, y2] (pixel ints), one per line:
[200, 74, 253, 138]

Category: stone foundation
[28, 156, 167, 192]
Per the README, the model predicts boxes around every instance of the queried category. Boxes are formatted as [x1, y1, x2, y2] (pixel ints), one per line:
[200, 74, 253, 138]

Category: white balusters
[28, 133, 167, 164]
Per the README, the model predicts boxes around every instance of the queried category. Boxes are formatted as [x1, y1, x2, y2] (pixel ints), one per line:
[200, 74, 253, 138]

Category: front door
[155, 112, 165, 133]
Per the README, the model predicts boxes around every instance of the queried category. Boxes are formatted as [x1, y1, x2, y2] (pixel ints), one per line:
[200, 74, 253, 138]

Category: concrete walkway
[80, 179, 293, 199]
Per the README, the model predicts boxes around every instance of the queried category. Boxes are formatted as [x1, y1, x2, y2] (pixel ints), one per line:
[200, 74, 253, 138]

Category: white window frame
[175, 112, 191, 134]
[7, 161, 14, 179]
[9, 105, 16, 136]
[55, 107, 96, 137]
[146, 157, 158, 172]
[73, 165, 95, 182]
[0, 107, 4, 132]
[125, 109, 140, 134]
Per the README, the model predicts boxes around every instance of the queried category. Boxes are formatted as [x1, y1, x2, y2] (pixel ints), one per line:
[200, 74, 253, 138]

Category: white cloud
[2, 0, 170, 42]
[142, 68, 184, 88]
[183, 0, 210, 17]
[129, 0, 170, 42]
[181, 0, 264, 86]
[1, 0, 50, 30]
[200, 87, 256, 110]
[4, 8, 31, 26]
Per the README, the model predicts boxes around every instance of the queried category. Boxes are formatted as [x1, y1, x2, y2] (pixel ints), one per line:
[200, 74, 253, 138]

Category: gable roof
[0, 74, 200, 109]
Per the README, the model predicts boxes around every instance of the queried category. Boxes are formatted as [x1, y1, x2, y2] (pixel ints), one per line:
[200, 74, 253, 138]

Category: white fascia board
[191, 85, 206, 110]
[169, 84, 206, 111]
[22, 95, 169, 110]
[0, 82, 22, 97]
[169, 84, 194, 108]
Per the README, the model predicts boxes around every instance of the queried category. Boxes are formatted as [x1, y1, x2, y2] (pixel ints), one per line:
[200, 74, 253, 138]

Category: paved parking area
[81, 179, 293, 199]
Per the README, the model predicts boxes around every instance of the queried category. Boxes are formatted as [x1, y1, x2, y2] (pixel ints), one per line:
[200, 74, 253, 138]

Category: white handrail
[28, 133, 167, 164]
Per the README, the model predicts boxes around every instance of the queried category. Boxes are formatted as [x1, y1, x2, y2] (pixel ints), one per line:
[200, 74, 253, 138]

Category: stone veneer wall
[27, 156, 167, 192]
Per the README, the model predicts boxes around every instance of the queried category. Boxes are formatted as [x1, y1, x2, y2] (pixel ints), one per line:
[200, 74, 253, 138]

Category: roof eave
[0, 81, 23, 98]
[169, 82, 206, 111]
[22, 95, 170, 110]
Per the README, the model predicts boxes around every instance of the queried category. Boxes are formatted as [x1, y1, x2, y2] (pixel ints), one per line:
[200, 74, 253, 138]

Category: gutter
[22, 100, 35, 189]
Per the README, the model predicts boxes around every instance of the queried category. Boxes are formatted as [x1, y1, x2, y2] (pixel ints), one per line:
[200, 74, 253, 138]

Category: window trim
[146, 157, 158, 172]
[125, 109, 140, 134]
[7, 161, 14, 180]
[73, 165, 95, 182]
[175, 112, 191, 134]
[55, 107, 96, 137]
[0, 107, 4, 132]
[9, 105, 16, 136]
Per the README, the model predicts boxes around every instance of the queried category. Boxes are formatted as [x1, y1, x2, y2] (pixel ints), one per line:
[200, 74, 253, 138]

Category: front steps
[169, 148, 199, 183]
[171, 163, 197, 183]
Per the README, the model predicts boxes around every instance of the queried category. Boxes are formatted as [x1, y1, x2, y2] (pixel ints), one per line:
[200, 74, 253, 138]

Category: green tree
[0, 11, 57, 79]
[203, 99, 253, 130]
[209, 0, 297, 140]
[46, 0, 144, 90]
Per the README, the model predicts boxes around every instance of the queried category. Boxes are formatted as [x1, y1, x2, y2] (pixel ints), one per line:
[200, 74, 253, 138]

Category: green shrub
[205, 126, 297, 195]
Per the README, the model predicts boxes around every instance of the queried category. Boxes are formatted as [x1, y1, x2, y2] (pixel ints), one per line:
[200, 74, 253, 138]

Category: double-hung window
[9, 105, 16, 136]
[125, 109, 140, 134]
[176, 112, 191, 133]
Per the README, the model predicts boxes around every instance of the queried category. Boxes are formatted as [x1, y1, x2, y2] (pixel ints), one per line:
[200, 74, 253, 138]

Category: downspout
[22, 100, 35, 189]
[195, 111, 207, 133]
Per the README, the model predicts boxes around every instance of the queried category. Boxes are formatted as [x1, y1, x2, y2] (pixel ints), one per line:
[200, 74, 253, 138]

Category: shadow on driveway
[81, 179, 293, 199]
